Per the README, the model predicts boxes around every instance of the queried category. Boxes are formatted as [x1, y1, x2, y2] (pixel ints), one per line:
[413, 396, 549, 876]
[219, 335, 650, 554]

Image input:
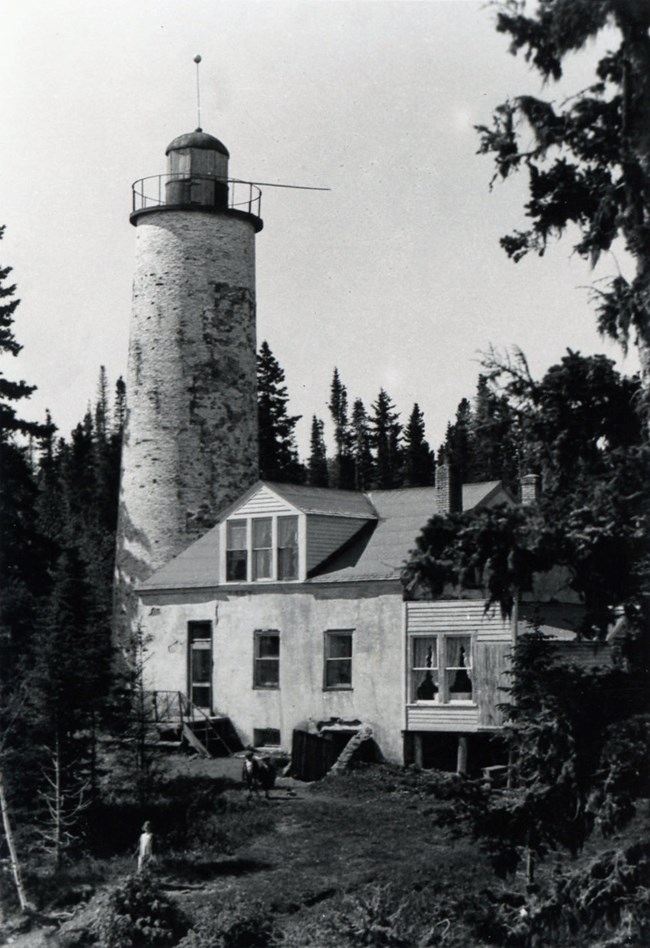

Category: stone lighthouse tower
[115, 127, 263, 641]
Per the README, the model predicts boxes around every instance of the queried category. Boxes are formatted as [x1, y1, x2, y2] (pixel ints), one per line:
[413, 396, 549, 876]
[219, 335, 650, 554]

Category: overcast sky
[2, 0, 637, 456]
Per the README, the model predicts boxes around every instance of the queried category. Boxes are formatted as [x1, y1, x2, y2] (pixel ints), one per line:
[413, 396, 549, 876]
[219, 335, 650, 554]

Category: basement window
[410, 634, 473, 704]
[253, 727, 281, 747]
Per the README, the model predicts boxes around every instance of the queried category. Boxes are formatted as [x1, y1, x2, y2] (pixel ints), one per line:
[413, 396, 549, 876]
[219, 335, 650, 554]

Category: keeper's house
[136, 470, 527, 773]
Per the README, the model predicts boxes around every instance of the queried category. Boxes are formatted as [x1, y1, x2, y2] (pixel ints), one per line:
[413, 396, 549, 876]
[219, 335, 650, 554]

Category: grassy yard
[2, 754, 648, 947]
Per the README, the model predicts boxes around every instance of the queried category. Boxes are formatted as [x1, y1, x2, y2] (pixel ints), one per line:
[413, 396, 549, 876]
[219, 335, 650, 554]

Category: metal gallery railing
[131, 174, 262, 217]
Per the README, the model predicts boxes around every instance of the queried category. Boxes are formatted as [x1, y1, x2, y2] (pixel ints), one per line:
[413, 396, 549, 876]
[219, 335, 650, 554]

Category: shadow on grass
[159, 855, 273, 883]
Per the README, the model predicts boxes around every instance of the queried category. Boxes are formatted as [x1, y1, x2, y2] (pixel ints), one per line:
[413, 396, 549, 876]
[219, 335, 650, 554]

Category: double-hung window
[226, 520, 247, 581]
[324, 630, 353, 689]
[277, 516, 298, 580]
[252, 518, 272, 580]
[410, 634, 473, 704]
[253, 630, 280, 688]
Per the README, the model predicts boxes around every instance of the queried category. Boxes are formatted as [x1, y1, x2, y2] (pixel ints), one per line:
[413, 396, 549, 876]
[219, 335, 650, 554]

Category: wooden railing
[148, 691, 234, 756]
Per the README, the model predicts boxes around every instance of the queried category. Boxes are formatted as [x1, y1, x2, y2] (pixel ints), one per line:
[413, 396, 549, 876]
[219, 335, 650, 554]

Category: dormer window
[252, 518, 272, 580]
[277, 516, 298, 580]
[225, 514, 299, 582]
[226, 520, 247, 581]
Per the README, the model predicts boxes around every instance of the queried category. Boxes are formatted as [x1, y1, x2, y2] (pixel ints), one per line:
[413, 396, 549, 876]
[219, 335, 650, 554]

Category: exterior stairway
[149, 691, 243, 758]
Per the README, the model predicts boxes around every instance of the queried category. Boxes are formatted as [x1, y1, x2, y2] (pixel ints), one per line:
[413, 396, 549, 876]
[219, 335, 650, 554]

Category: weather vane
[194, 54, 202, 130]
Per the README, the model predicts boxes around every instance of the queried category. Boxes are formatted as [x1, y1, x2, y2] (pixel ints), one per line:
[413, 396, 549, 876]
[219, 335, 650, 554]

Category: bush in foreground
[92, 872, 188, 947]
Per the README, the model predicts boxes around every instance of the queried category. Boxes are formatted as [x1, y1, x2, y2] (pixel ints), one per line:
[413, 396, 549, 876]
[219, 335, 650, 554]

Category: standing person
[242, 750, 260, 798]
[137, 821, 153, 872]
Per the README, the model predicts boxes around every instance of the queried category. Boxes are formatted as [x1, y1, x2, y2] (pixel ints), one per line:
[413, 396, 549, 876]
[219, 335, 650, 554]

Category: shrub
[178, 897, 275, 948]
[92, 872, 188, 947]
[331, 883, 463, 947]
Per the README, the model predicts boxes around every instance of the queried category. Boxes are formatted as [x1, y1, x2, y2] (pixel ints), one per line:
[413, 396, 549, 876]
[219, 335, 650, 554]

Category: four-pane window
[253, 630, 280, 688]
[324, 630, 353, 689]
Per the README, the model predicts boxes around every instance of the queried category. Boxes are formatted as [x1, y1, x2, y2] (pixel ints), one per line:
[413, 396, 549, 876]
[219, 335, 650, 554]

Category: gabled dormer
[219, 482, 377, 585]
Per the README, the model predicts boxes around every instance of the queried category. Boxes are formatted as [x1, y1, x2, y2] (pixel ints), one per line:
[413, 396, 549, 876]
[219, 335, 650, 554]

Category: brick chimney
[520, 473, 541, 506]
[436, 463, 462, 514]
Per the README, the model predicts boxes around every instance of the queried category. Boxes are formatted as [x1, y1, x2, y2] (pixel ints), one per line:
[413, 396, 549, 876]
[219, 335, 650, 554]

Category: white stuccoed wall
[138, 585, 407, 764]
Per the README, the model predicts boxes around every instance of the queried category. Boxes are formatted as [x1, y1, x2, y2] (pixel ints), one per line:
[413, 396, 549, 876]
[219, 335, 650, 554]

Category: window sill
[252, 685, 280, 691]
[408, 701, 477, 708]
[323, 686, 353, 692]
[225, 578, 303, 585]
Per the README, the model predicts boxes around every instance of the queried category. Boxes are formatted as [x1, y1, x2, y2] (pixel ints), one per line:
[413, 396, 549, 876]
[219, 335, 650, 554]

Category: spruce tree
[442, 397, 474, 482]
[0, 227, 43, 440]
[469, 374, 521, 489]
[369, 388, 402, 489]
[257, 341, 305, 483]
[350, 398, 375, 491]
[401, 403, 435, 487]
[0, 228, 51, 683]
[328, 368, 355, 489]
[307, 416, 329, 487]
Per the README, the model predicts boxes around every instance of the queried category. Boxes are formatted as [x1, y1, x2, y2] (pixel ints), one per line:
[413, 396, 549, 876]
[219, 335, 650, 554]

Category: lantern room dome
[165, 128, 230, 158]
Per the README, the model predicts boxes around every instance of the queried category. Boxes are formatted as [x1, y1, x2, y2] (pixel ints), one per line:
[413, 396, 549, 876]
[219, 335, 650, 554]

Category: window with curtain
[411, 636, 440, 701]
[447, 635, 473, 700]
[410, 634, 473, 703]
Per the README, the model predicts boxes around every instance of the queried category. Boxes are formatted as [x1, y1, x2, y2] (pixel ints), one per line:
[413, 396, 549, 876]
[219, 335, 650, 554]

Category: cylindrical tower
[115, 128, 263, 644]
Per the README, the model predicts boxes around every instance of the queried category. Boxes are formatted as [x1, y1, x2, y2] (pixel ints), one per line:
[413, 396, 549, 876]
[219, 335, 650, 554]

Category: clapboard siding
[406, 705, 479, 732]
[474, 642, 511, 728]
[406, 601, 512, 642]
[306, 515, 368, 572]
[236, 485, 296, 517]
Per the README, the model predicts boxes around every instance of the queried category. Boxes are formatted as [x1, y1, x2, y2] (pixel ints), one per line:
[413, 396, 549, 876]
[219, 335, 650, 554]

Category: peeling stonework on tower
[114, 129, 263, 648]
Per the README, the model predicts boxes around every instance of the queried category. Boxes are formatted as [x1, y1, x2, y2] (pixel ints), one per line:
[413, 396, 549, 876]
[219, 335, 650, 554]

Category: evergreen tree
[469, 374, 521, 490]
[113, 375, 126, 435]
[257, 341, 305, 483]
[350, 397, 375, 491]
[468, 627, 650, 883]
[307, 415, 328, 487]
[405, 351, 648, 639]
[401, 403, 435, 487]
[328, 368, 355, 489]
[369, 388, 402, 489]
[28, 546, 112, 864]
[477, 0, 650, 389]
[443, 397, 474, 481]
[0, 228, 51, 685]
[0, 227, 43, 440]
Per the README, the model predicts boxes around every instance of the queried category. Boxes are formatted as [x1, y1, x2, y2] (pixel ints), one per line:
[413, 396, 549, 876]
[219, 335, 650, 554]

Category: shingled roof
[139, 479, 514, 592]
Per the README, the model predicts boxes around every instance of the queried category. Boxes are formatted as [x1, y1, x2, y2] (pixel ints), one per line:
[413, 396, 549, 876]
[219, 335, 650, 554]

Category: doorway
[187, 621, 212, 712]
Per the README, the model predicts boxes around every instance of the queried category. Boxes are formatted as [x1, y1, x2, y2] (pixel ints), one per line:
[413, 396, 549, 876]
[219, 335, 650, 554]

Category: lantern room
[164, 127, 230, 208]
